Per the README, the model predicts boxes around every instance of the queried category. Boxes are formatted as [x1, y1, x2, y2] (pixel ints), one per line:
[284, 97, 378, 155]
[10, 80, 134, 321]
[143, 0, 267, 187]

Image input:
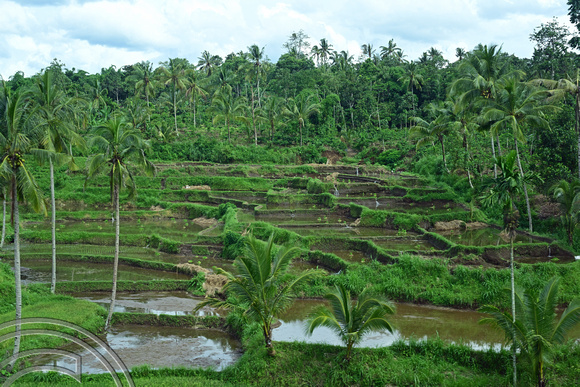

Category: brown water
[13, 261, 190, 284]
[280, 225, 403, 237]
[371, 238, 436, 252]
[273, 299, 507, 350]
[33, 325, 241, 373]
[69, 291, 223, 316]
[437, 228, 541, 246]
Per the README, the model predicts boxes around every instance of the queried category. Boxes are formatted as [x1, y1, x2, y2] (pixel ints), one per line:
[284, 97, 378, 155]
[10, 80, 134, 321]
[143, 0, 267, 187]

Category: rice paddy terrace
[2, 162, 578, 372]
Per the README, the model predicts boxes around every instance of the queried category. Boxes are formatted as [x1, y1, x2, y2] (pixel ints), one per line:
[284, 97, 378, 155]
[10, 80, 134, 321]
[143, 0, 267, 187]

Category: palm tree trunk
[440, 136, 448, 172]
[1, 193, 6, 249]
[491, 136, 497, 178]
[300, 123, 303, 147]
[575, 89, 580, 179]
[510, 235, 517, 387]
[514, 140, 533, 232]
[193, 96, 197, 129]
[11, 183, 21, 367]
[50, 159, 57, 294]
[251, 85, 257, 146]
[105, 183, 120, 330]
[173, 88, 179, 136]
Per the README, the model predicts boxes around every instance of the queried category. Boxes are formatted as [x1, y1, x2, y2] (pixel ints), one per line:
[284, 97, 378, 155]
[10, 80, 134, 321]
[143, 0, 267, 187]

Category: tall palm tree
[0, 85, 46, 364]
[31, 69, 84, 294]
[409, 103, 454, 172]
[398, 62, 424, 112]
[310, 45, 321, 66]
[481, 150, 534, 386]
[480, 277, 580, 387]
[85, 115, 154, 329]
[550, 179, 580, 244]
[156, 58, 190, 135]
[455, 47, 467, 61]
[184, 69, 208, 129]
[361, 43, 375, 60]
[210, 87, 248, 143]
[380, 39, 402, 60]
[129, 61, 156, 108]
[196, 231, 320, 355]
[319, 38, 333, 66]
[306, 283, 395, 361]
[247, 44, 266, 107]
[532, 70, 580, 179]
[258, 95, 286, 140]
[197, 50, 221, 76]
[482, 76, 556, 232]
[284, 94, 320, 146]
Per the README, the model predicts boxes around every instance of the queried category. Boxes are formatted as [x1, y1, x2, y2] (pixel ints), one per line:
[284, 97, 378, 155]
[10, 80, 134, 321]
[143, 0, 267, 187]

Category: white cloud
[0, 0, 573, 78]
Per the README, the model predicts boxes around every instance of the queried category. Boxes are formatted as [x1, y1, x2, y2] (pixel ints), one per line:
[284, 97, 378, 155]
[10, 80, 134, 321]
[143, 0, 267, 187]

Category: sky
[0, 0, 574, 78]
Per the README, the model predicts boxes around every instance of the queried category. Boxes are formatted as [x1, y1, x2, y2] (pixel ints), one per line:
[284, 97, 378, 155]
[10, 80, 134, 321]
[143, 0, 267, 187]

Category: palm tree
[247, 44, 266, 107]
[184, 69, 208, 129]
[409, 111, 452, 172]
[482, 76, 556, 232]
[361, 43, 375, 60]
[481, 150, 534, 386]
[310, 45, 321, 66]
[284, 94, 320, 146]
[0, 85, 46, 364]
[398, 62, 424, 112]
[129, 61, 156, 107]
[197, 50, 222, 76]
[380, 39, 402, 60]
[196, 231, 320, 355]
[156, 58, 190, 135]
[306, 283, 395, 361]
[550, 179, 580, 244]
[455, 47, 466, 61]
[210, 87, 247, 143]
[258, 95, 286, 140]
[532, 70, 580, 179]
[85, 115, 154, 329]
[319, 38, 333, 66]
[31, 69, 84, 294]
[480, 277, 580, 387]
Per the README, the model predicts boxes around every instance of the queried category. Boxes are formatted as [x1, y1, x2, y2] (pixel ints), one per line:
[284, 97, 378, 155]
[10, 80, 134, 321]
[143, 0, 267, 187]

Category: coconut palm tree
[258, 95, 286, 140]
[210, 86, 248, 143]
[184, 69, 208, 129]
[247, 44, 266, 107]
[481, 150, 534, 386]
[380, 39, 402, 60]
[0, 84, 46, 364]
[306, 283, 395, 361]
[129, 61, 156, 108]
[550, 179, 580, 244]
[455, 47, 467, 61]
[409, 103, 454, 172]
[482, 76, 556, 232]
[31, 69, 85, 294]
[398, 62, 424, 112]
[156, 58, 190, 135]
[196, 231, 320, 355]
[284, 94, 320, 146]
[197, 50, 221, 76]
[361, 43, 375, 60]
[480, 277, 580, 387]
[85, 115, 154, 330]
[319, 38, 333, 66]
[531, 70, 580, 179]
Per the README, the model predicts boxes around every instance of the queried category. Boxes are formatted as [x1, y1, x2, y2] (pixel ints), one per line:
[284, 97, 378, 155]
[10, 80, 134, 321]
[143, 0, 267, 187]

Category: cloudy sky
[0, 0, 573, 78]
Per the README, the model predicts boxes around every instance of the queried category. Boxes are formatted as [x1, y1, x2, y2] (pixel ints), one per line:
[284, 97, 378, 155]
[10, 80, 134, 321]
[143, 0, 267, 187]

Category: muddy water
[273, 299, 507, 350]
[437, 228, 541, 246]
[36, 326, 241, 373]
[280, 225, 404, 237]
[258, 213, 342, 224]
[371, 238, 436, 252]
[17, 243, 180, 262]
[12, 261, 190, 284]
[24, 218, 206, 243]
[69, 291, 223, 316]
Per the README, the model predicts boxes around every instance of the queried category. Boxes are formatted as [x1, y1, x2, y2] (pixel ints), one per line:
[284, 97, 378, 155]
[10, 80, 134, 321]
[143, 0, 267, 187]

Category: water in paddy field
[273, 299, 580, 350]
[69, 291, 224, 316]
[436, 228, 540, 246]
[31, 326, 241, 374]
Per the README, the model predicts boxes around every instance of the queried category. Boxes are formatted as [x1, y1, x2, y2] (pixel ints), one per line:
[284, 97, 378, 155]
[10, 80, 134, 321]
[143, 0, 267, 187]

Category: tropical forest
[2, 12, 580, 387]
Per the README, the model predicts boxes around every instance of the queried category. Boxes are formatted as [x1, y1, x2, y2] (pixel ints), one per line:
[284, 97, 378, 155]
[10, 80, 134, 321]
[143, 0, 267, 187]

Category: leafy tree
[85, 115, 154, 329]
[258, 95, 286, 140]
[283, 30, 311, 57]
[398, 62, 424, 112]
[529, 18, 573, 79]
[196, 231, 320, 355]
[184, 69, 208, 129]
[318, 38, 333, 66]
[31, 69, 84, 294]
[129, 61, 156, 107]
[480, 277, 580, 387]
[305, 283, 395, 361]
[0, 84, 46, 364]
[550, 179, 580, 243]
